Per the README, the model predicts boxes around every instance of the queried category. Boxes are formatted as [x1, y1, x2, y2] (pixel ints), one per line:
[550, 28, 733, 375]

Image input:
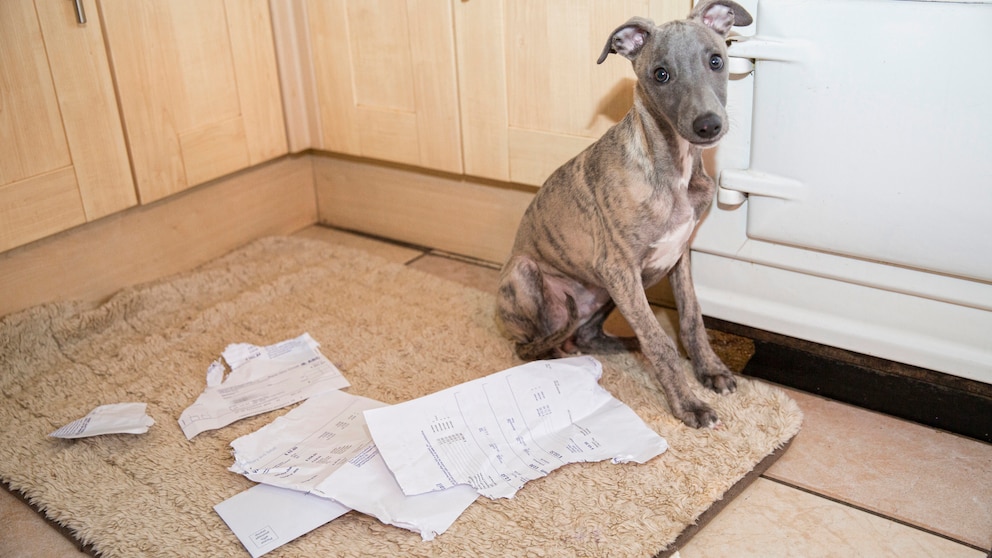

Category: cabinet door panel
[348, 2, 417, 112]
[0, 2, 71, 185]
[0, 169, 85, 252]
[170, 2, 241, 129]
[178, 118, 251, 187]
[306, 0, 462, 174]
[225, 0, 292, 164]
[102, 0, 288, 203]
[458, 0, 688, 186]
[36, 0, 136, 221]
[357, 109, 421, 165]
[507, 129, 597, 189]
[0, 0, 135, 253]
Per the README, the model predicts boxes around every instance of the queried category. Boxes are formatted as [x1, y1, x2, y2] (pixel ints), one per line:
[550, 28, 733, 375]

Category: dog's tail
[514, 294, 580, 361]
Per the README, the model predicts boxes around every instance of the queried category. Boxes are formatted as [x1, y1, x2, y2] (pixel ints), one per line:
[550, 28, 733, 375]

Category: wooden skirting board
[0, 155, 317, 317]
[0, 152, 677, 318]
[313, 153, 536, 265]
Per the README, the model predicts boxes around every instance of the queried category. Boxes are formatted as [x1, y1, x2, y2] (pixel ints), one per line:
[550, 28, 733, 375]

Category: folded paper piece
[179, 333, 349, 439]
[365, 356, 668, 499]
[214, 483, 349, 558]
[49, 402, 154, 439]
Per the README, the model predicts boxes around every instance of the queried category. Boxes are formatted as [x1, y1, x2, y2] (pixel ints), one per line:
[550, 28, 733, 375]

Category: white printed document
[49, 402, 154, 439]
[313, 442, 478, 540]
[364, 356, 668, 499]
[227, 390, 477, 541]
[228, 390, 381, 492]
[214, 483, 349, 558]
[178, 333, 349, 439]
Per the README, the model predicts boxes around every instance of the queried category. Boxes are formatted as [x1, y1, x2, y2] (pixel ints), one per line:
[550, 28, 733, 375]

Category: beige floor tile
[406, 253, 502, 294]
[765, 388, 992, 550]
[293, 225, 424, 264]
[0, 486, 88, 558]
[680, 478, 986, 558]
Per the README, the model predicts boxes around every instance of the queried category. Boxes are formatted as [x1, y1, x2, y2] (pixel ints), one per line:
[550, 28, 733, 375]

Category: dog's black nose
[693, 113, 723, 140]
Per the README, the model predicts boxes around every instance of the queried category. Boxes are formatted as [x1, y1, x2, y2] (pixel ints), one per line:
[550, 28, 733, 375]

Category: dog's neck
[628, 91, 699, 185]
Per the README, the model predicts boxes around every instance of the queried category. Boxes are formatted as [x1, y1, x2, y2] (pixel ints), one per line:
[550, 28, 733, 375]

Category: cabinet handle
[72, 0, 86, 24]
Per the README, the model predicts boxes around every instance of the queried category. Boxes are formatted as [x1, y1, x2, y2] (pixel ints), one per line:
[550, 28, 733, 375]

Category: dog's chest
[640, 142, 697, 275]
[642, 214, 694, 275]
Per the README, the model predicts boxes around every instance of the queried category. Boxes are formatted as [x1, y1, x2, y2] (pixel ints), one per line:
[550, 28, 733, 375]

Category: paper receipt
[364, 356, 668, 499]
[178, 333, 350, 439]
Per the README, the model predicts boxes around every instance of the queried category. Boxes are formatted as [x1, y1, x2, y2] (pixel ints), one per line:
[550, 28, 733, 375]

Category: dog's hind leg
[515, 295, 579, 360]
[572, 299, 640, 354]
[496, 255, 580, 360]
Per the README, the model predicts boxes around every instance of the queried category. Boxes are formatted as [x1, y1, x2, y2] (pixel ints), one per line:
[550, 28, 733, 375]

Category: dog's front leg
[606, 273, 719, 428]
[669, 252, 737, 393]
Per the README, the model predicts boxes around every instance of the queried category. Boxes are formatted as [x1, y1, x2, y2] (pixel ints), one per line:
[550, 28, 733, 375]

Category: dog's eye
[709, 54, 724, 71]
[654, 67, 670, 83]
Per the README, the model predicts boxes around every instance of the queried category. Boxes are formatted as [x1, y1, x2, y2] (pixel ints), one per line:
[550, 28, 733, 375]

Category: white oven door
[693, 0, 992, 382]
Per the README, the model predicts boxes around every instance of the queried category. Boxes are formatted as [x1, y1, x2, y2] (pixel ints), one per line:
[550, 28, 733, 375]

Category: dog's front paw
[698, 362, 737, 395]
[677, 400, 720, 429]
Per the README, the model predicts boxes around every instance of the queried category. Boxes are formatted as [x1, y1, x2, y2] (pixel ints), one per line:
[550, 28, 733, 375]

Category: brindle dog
[496, 0, 753, 428]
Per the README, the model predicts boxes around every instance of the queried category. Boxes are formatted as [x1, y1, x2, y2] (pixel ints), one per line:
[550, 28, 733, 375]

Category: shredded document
[218, 354, 667, 549]
[49, 402, 154, 439]
[364, 356, 668, 499]
[178, 333, 349, 439]
[228, 390, 381, 492]
[227, 389, 477, 541]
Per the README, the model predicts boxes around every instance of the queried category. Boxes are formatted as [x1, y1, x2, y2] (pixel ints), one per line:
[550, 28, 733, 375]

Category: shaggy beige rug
[0, 236, 801, 557]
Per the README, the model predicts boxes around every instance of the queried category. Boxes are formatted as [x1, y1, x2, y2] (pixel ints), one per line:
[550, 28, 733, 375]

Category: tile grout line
[759, 475, 990, 553]
[425, 249, 503, 270]
[404, 252, 431, 266]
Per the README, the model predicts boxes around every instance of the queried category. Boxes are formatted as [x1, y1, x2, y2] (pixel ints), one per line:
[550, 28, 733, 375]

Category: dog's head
[598, 0, 752, 146]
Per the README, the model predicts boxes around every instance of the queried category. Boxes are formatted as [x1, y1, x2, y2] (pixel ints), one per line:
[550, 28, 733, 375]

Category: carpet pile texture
[0, 236, 802, 557]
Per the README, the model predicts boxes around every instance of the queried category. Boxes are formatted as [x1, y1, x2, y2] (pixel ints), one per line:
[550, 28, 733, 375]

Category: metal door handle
[72, 0, 86, 24]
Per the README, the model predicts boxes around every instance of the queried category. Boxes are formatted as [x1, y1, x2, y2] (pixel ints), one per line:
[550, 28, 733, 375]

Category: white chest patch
[643, 218, 694, 275]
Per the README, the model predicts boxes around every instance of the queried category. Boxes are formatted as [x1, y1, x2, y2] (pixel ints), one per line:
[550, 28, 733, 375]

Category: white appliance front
[693, 0, 992, 383]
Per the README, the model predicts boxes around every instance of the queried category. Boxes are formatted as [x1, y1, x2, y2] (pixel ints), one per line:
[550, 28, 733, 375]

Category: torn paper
[228, 390, 381, 492]
[49, 402, 154, 439]
[214, 483, 349, 558]
[364, 356, 668, 499]
[179, 333, 349, 439]
[228, 389, 477, 540]
[313, 442, 478, 541]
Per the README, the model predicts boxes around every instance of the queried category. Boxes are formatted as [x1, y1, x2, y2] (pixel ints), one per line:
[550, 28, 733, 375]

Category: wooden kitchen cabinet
[100, 0, 288, 203]
[455, 0, 689, 186]
[0, 0, 136, 253]
[278, 0, 687, 181]
[276, 0, 462, 174]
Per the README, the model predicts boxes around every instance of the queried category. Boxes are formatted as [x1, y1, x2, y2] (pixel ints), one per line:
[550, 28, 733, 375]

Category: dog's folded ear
[597, 17, 655, 64]
[690, 0, 753, 37]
